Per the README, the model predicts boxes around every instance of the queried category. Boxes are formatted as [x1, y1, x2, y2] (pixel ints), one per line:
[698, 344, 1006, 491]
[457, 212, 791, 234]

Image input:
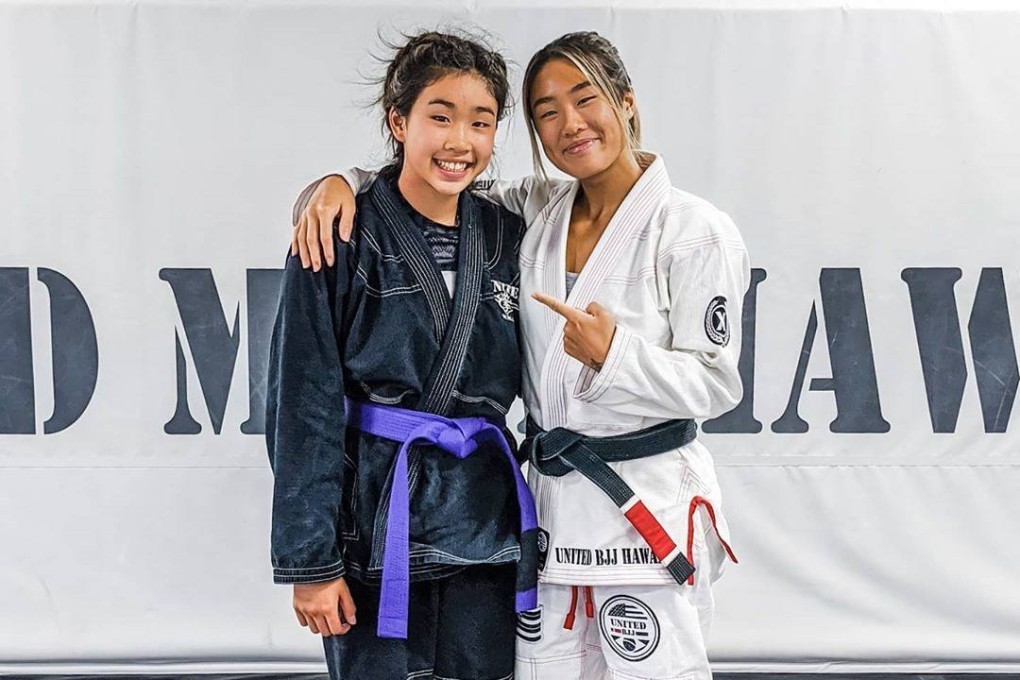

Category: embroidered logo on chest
[704, 296, 730, 346]
[492, 280, 519, 321]
[599, 595, 661, 662]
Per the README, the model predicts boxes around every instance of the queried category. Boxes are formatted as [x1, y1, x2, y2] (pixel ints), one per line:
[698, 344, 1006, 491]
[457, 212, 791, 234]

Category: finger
[339, 588, 358, 626]
[586, 301, 608, 317]
[532, 292, 585, 322]
[290, 225, 299, 257]
[337, 202, 356, 245]
[295, 609, 309, 627]
[324, 608, 344, 637]
[307, 615, 321, 635]
[307, 214, 322, 272]
[296, 214, 311, 269]
[322, 213, 338, 267]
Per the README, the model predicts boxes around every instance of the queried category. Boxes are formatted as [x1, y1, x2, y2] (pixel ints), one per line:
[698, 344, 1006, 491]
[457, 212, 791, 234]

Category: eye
[578, 95, 597, 106]
[473, 120, 492, 129]
[538, 109, 557, 120]
[431, 115, 450, 123]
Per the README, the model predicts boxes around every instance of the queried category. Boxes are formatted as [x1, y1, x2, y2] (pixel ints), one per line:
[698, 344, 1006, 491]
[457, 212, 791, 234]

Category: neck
[576, 150, 644, 221]
[397, 168, 459, 226]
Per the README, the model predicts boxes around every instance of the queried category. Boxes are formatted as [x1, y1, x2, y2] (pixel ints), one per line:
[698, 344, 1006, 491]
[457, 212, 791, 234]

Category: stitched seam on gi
[451, 390, 509, 414]
[484, 205, 504, 268]
[273, 559, 344, 574]
[359, 227, 405, 262]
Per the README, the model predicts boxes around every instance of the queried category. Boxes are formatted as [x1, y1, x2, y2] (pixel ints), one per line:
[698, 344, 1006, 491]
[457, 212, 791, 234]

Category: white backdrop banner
[2, 0, 1019, 674]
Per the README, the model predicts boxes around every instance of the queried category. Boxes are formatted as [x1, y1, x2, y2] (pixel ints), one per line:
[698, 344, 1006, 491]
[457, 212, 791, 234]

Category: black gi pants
[323, 564, 516, 680]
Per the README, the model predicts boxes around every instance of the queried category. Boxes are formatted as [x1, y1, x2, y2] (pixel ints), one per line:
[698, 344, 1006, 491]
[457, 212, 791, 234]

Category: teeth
[436, 160, 468, 172]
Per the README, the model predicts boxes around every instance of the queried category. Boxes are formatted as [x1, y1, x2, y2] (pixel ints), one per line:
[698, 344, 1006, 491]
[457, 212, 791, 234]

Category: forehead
[529, 58, 590, 105]
[415, 71, 498, 110]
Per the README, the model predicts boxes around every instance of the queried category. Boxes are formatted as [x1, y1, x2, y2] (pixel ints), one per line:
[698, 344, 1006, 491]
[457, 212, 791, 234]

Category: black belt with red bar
[522, 417, 698, 586]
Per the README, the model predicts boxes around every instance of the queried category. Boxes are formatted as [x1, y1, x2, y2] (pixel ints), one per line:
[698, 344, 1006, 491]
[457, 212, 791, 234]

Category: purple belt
[346, 399, 539, 639]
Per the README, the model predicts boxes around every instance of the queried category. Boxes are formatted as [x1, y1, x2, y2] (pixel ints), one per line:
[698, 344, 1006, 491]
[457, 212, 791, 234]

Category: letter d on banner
[0, 267, 99, 434]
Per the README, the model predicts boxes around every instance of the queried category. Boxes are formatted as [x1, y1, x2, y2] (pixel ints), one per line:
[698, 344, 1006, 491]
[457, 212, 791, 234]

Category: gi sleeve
[574, 207, 750, 420]
[265, 238, 352, 583]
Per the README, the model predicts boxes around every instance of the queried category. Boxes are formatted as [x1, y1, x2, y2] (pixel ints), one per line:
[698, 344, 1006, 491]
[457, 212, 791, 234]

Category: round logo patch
[598, 595, 660, 662]
[704, 296, 730, 346]
[536, 528, 550, 571]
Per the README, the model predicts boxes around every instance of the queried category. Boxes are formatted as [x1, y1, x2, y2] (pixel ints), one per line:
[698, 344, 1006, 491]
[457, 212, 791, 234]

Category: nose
[560, 104, 587, 138]
[444, 122, 470, 152]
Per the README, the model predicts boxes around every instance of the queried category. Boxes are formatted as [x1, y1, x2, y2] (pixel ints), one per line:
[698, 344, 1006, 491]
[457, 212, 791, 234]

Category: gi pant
[323, 564, 517, 680]
[515, 515, 728, 680]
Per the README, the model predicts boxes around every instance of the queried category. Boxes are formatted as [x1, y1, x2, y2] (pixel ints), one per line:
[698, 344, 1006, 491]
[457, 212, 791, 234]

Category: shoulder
[654, 188, 746, 259]
[471, 192, 526, 245]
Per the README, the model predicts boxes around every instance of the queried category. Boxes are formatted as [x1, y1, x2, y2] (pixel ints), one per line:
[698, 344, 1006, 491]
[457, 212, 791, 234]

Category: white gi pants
[515, 513, 727, 680]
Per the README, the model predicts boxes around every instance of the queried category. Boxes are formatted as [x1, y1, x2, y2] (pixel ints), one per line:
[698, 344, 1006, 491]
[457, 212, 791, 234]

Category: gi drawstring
[563, 585, 596, 629]
[685, 495, 739, 586]
[563, 586, 579, 630]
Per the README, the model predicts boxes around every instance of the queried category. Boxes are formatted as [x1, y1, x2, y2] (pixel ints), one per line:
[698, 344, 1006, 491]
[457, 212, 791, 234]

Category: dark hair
[521, 31, 641, 180]
[375, 31, 511, 166]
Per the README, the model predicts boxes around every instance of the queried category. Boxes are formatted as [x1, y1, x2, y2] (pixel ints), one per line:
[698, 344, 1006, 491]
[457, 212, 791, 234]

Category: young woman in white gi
[293, 31, 750, 680]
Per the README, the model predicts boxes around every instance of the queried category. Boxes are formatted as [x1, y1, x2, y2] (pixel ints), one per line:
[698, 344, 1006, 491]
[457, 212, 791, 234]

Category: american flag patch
[598, 595, 660, 662]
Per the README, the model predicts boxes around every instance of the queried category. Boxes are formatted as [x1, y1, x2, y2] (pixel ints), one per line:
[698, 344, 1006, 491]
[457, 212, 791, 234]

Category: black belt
[522, 417, 698, 586]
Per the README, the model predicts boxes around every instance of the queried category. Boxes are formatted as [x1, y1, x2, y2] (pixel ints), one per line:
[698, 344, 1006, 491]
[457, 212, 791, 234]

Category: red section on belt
[623, 500, 677, 561]
[686, 495, 739, 585]
[563, 585, 579, 630]
[584, 586, 594, 619]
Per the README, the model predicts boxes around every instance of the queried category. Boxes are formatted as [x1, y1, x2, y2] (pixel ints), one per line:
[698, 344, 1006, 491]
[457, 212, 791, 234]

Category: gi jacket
[266, 172, 526, 585]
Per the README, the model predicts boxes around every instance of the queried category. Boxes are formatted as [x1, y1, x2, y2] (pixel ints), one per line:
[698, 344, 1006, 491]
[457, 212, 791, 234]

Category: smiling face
[528, 58, 636, 182]
[389, 71, 498, 204]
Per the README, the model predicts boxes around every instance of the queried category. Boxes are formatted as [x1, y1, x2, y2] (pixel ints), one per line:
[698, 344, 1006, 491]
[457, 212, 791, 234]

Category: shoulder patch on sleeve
[705, 296, 730, 346]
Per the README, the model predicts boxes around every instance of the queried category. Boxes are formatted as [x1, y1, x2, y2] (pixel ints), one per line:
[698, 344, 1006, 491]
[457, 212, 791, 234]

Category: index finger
[532, 292, 585, 322]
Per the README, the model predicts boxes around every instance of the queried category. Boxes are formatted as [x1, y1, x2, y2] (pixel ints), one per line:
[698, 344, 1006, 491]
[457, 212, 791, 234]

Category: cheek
[474, 129, 497, 157]
[536, 124, 559, 155]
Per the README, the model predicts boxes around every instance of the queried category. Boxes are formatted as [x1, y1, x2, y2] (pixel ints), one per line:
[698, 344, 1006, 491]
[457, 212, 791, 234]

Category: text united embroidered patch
[599, 595, 660, 661]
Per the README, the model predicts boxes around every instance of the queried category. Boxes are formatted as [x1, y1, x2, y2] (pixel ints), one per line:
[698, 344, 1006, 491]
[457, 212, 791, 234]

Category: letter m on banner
[160, 268, 282, 435]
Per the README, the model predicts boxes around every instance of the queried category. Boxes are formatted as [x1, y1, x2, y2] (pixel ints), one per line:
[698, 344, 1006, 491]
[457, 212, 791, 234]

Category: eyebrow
[531, 80, 594, 110]
[427, 98, 497, 117]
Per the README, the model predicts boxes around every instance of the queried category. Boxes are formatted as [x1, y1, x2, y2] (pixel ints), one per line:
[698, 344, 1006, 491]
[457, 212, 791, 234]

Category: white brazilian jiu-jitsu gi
[340, 156, 750, 680]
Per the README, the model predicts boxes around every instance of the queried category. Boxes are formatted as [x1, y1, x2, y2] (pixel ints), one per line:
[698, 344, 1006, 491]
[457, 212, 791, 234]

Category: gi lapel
[419, 193, 484, 415]
[370, 180, 484, 416]
[539, 158, 672, 428]
[370, 178, 451, 340]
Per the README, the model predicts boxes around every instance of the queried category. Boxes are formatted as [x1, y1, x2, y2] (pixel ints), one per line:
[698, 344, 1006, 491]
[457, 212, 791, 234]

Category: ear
[622, 91, 636, 120]
[387, 108, 407, 143]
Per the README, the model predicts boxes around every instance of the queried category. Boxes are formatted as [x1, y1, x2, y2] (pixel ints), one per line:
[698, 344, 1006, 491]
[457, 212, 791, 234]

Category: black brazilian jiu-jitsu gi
[265, 170, 527, 679]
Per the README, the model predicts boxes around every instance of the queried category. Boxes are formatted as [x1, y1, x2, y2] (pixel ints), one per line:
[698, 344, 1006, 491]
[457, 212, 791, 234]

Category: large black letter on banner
[903, 267, 1018, 433]
[772, 268, 890, 433]
[160, 269, 241, 435]
[240, 269, 283, 435]
[38, 268, 99, 433]
[703, 268, 766, 433]
[0, 268, 35, 433]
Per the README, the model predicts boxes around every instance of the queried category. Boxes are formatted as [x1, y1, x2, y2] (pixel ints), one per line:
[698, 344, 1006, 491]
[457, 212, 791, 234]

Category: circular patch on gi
[704, 296, 730, 346]
[536, 528, 550, 571]
[599, 595, 660, 662]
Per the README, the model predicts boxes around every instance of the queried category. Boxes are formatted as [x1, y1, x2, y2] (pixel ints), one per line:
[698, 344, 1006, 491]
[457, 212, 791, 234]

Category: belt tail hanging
[559, 443, 696, 586]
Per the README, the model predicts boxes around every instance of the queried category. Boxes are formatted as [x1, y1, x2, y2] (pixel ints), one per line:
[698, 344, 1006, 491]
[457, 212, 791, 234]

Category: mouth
[563, 139, 597, 156]
[433, 158, 473, 179]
